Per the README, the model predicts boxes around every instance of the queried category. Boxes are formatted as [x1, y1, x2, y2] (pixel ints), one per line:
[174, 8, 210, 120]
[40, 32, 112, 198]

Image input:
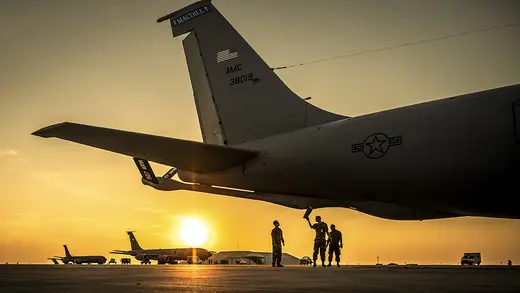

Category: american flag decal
[216, 49, 238, 63]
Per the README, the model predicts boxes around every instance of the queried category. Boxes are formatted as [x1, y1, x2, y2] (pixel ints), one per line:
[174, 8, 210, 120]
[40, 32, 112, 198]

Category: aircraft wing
[109, 250, 137, 256]
[32, 122, 259, 173]
[109, 251, 162, 258]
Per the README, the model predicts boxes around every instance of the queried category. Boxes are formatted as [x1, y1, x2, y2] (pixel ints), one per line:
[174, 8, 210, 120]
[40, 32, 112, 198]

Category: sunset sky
[1, 0, 519, 265]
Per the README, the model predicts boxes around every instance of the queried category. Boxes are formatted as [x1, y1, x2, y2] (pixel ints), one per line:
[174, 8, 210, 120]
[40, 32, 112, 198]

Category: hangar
[208, 251, 301, 265]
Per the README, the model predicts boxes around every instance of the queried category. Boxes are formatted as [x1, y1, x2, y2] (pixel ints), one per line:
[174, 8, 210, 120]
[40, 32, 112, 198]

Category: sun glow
[179, 217, 209, 247]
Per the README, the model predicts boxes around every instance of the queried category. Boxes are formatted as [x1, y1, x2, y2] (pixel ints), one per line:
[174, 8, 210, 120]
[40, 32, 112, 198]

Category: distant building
[208, 251, 301, 265]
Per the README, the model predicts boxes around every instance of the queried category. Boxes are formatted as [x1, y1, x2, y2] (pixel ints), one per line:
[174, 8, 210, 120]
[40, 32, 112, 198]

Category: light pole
[304, 97, 312, 127]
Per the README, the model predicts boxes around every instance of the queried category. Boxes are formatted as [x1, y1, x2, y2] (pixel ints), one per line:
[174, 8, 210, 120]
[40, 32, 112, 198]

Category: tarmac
[1, 264, 519, 293]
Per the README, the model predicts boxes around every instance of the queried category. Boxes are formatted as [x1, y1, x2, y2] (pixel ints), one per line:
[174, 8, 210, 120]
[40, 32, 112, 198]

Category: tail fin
[63, 245, 72, 258]
[158, 0, 346, 146]
[127, 231, 143, 251]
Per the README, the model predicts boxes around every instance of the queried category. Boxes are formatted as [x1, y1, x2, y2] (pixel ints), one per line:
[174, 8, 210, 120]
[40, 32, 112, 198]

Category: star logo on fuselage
[351, 133, 402, 159]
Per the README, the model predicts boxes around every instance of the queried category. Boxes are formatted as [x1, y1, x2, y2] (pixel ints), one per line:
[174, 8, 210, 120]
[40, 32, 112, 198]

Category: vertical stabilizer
[158, 0, 346, 145]
[63, 245, 72, 258]
[127, 231, 143, 251]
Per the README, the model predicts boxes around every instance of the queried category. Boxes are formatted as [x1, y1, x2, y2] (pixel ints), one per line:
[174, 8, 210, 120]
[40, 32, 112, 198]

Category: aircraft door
[514, 100, 520, 141]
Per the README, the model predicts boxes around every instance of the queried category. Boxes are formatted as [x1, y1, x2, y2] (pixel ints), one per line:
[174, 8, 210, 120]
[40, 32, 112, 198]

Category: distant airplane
[48, 245, 107, 265]
[32, 0, 520, 221]
[110, 231, 213, 265]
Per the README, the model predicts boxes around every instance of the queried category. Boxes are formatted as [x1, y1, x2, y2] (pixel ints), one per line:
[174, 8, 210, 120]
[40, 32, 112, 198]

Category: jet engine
[157, 255, 177, 265]
[135, 254, 149, 261]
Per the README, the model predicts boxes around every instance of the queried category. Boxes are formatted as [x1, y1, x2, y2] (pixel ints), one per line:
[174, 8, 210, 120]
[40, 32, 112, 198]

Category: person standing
[327, 224, 343, 267]
[306, 215, 329, 267]
[271, 220, 285, 267]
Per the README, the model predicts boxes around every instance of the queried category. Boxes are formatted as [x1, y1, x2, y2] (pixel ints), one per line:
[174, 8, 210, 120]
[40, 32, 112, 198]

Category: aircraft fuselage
[62, 256, 107, 264]
[178, 84, 520, 219]
[125, 248, 212, 263]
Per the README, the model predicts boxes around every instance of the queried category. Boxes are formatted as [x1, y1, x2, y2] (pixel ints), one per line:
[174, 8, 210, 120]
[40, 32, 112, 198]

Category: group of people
[270, 215, 343, 267]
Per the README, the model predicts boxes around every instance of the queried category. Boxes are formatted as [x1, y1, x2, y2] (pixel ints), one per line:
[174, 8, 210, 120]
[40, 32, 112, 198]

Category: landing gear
[141, 260, 151, 265]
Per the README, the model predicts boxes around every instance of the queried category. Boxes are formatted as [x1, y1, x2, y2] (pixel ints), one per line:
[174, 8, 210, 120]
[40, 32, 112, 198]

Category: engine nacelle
[157, 255, 175, 264]
[135, 254, 149, 261]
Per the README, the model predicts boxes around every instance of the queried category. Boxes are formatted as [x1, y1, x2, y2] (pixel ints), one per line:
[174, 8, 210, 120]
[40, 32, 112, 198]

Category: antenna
[271, 21, 520, 71]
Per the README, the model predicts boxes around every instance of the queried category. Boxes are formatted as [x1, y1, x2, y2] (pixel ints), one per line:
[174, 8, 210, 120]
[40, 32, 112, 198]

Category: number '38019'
[230, 73, 253, 86]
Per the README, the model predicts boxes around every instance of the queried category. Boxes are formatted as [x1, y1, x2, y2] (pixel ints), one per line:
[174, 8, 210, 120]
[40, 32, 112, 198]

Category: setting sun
[179, 217, 209, 247]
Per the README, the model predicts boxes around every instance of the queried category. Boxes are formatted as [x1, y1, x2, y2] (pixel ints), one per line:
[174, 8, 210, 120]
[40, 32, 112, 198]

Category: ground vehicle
[461, 253, 481, 265]
[300, 256, 312, 265]
[121, 258, 131, 265]
[108, 258, 117, 264]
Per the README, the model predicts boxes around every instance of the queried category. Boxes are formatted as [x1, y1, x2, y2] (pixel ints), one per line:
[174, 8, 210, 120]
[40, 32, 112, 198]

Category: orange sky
[1, 0, 519, 265]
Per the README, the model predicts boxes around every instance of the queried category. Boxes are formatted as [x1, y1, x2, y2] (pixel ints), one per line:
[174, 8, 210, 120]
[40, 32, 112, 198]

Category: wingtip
[31, 122, 69, 138]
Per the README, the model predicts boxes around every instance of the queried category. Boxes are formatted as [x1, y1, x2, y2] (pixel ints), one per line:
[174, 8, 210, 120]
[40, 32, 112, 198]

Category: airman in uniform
[327, 224, 343, 267]
[306, 215, 329, 267]
[271, 220, 285, 267]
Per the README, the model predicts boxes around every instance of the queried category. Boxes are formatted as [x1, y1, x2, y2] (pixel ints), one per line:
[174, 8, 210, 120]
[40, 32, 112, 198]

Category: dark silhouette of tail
[158, 0, 346, 146]
[127, 231, 143, 251]
[63, 245, 72, 258]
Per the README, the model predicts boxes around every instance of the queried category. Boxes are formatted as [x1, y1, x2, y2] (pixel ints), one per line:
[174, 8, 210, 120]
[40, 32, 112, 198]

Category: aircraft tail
[63, 245, 72, 258]
[48, 258, 59, 265]
[127, 231, 143, 251]
[158, 0, 346, 146]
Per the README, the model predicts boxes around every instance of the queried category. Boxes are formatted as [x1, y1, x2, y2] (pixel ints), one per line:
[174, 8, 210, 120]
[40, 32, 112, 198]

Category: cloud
[0, 149, 19, 158]
[0, 149, 28, 167]
[34, 171, 105, 201]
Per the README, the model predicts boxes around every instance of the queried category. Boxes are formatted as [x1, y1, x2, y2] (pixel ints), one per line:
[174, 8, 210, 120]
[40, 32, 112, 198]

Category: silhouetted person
[508, 260, 512, 266]
[307, 215, 329, 267]
[327, 224, 343, 267]
[271, 220, 285, 267]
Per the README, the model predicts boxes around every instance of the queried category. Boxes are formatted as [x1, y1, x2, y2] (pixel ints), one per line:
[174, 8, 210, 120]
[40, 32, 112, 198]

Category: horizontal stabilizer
[48, 258, 60, 265]
[32, 122, 259, 173]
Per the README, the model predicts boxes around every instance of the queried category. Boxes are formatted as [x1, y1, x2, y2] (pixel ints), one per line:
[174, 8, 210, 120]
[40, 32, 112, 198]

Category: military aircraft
[110, 231, 213, 265]
[48, 245, 106, 265]
[32, 0, 520, 221]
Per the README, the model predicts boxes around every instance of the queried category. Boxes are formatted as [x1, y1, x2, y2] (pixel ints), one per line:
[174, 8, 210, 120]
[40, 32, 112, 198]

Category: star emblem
[351, 133, 402, 159]
[366, 135, 386, 155]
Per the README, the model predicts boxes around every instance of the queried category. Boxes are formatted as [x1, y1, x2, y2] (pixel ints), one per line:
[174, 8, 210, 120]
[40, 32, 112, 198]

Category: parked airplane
[48, 245, 107, 265]
[110, 231, 213, 265]
[32, 0, 520, 221]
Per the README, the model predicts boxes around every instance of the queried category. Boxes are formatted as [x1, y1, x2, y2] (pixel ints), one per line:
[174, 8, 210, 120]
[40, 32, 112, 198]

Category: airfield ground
[1, 264, 519, 292]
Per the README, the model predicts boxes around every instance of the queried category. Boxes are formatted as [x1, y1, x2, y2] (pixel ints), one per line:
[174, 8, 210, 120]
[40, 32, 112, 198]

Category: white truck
[461, 253, 481, 265]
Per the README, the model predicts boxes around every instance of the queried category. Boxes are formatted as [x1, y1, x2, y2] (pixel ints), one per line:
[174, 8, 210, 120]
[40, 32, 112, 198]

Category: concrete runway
[1, 264, 519, 293]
